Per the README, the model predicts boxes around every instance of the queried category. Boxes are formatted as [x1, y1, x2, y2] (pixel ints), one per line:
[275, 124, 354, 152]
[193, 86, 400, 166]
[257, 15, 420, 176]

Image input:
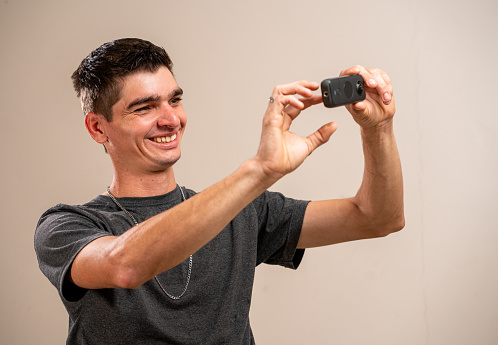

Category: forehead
[118, 66, 178, 103]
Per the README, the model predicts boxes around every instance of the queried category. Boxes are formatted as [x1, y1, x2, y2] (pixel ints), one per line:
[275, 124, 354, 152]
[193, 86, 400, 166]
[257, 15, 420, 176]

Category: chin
[155, 153, 182, 170]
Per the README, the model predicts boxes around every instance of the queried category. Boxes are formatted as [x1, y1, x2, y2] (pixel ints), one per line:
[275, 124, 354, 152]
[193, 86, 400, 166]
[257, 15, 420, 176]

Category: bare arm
[71, 161, 272, 289]
[70, 81, 336, 290]
[71, 67, 404, 289]
[298, 66, 404, 248]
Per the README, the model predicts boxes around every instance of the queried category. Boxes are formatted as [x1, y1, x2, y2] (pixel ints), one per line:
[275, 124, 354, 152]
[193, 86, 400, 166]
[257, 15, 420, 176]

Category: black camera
[321, 74, 366, 108]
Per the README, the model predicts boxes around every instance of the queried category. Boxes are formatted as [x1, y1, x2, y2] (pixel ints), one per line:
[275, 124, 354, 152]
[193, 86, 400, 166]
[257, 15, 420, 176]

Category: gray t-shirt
[35, 187, 309, 344]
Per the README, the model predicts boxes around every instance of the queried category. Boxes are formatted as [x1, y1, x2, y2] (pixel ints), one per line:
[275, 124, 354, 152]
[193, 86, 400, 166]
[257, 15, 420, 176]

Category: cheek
[131, 117, 155, 137]
[178, 110, 187, 131]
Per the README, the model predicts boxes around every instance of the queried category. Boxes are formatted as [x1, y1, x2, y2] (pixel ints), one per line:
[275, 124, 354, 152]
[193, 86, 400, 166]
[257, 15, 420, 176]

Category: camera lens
[344, 81, 353, 98]
[356, 81, 364, 95]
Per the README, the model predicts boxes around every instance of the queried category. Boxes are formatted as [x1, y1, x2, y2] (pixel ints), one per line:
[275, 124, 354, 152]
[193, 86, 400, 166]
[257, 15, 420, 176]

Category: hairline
[89, 65, 174, 122]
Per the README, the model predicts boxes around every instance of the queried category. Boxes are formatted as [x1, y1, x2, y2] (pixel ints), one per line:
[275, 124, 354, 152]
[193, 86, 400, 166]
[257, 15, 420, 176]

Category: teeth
[152, 134, 176, 143]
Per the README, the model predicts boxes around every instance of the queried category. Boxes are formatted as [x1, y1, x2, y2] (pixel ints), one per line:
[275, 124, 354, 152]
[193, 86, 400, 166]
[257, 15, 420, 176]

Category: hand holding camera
[322, 66, 395, 129]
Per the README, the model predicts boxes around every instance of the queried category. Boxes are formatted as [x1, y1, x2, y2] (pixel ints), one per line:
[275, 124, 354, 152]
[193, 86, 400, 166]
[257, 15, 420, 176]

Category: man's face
[101, 66, 187, 174]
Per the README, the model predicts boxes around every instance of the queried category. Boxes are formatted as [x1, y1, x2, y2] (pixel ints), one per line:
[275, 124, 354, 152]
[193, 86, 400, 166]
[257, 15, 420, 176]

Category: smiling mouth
[150, 134, 177, 143]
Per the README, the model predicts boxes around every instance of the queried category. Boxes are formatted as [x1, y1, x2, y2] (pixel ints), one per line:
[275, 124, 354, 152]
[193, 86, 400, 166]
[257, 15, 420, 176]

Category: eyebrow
[125, 88, 184, 111]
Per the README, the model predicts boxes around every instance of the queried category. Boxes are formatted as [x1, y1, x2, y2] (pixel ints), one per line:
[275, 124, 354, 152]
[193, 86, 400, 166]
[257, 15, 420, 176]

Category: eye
[134, 105, 151, 114]
[170, 97, 183, 106]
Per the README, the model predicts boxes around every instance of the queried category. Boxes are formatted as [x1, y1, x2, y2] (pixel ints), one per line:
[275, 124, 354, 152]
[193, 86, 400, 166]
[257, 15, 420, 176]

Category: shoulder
[234, 190, 310, 227]
[37, 197, 110, 226]
[252, 190, 310, 212]
[35, 196, 118, 243]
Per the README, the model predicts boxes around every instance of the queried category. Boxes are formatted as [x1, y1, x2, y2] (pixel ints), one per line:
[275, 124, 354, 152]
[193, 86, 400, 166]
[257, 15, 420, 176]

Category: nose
[157, 103, 181, 129]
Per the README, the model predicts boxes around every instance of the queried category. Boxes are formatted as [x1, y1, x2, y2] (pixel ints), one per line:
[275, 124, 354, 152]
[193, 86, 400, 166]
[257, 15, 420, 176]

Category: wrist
[360, 118, 395, 137]
[242, 158, 281, 191]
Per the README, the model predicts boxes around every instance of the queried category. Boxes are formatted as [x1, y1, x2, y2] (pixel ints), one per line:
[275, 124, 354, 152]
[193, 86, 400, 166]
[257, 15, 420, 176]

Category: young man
[35, 38, 404, 344]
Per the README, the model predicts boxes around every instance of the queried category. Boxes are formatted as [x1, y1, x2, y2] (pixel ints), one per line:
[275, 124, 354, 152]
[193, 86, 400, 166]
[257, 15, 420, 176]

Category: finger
[271, 80, 319, 100]
[339, 65, 364, 77]
[268, 82, 319, 117]
[267, 94, 305, 119]
[301, 94, 324, 109]
[365, 68, 393, 105]
[285, 95, 323, 119]
[340, 66, 392, 103]
[266, 81, 320, 127]
[306, 122, 338, 153]
[379, 70, 391, 85]
[350, 100, 367, 112]
[340, 65, 389, 103]
[379, 70, 394, 103]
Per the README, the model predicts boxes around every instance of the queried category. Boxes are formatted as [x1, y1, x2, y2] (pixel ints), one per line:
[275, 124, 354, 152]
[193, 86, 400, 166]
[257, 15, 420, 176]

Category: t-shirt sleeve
[34, 204, 110, 302]
[254, 191, 310, 269]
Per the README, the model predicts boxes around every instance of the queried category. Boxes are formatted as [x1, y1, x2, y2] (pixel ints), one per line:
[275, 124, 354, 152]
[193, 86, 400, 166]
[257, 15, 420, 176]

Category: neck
[107, 167, 178, 198]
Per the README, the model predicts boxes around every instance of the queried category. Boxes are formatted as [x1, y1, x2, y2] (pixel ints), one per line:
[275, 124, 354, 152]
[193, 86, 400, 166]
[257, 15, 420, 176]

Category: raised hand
[340, 66, 396, 129]
[254, 80, 337, 182]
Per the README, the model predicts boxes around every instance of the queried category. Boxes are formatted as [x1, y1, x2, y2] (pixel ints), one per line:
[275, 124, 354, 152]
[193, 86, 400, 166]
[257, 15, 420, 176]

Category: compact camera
[321, 74, 366, 108]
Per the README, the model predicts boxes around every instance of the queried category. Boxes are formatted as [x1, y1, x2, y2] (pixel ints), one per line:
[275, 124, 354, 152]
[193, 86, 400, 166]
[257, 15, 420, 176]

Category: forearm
[297, 66, 404, 249]
[298, 121, 404, 248]
[72, 79, 336, 289]
[353, 119, 404, 233]
[73, 159, 274, 289]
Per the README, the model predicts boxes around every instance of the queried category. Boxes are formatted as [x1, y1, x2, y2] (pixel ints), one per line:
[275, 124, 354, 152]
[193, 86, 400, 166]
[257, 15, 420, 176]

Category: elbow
[375, 213, 405, 238]
[387, 214, 405, 235]
[395, 214, 406, 232]
[113, 267, 144, 290]
[108, 249, 146, 290]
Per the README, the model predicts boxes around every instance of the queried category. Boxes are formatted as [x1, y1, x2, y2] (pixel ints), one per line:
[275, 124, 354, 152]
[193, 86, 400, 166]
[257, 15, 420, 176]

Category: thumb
[306, 122, 338, 154]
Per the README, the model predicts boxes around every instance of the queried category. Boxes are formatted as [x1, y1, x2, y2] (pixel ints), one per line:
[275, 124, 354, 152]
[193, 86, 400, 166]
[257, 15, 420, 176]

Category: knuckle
[367, 68, 380, 76]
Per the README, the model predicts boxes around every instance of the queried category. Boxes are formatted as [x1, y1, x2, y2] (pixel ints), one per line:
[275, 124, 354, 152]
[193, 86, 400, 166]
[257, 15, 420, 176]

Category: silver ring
[269, 96, 274, 103]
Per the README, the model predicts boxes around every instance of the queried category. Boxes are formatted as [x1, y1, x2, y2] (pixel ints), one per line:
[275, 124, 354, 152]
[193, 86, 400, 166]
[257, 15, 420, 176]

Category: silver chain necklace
[106, 185, 192, 300]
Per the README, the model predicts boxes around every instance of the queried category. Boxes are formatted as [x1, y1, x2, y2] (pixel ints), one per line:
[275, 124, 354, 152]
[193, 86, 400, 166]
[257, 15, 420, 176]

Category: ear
[85, 112, 109, 144]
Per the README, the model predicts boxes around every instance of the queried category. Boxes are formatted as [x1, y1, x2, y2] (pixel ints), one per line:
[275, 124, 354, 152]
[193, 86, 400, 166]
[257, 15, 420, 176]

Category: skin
[85, 67, 186, 196]
[73, 65, 404, 290]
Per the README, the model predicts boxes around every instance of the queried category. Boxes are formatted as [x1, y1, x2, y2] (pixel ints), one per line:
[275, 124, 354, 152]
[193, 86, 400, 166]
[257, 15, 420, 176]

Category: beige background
[1, 0, 497, 344]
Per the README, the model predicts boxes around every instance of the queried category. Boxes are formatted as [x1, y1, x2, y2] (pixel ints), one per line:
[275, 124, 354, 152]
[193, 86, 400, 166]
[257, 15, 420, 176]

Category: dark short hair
[71, 38, 174, 121]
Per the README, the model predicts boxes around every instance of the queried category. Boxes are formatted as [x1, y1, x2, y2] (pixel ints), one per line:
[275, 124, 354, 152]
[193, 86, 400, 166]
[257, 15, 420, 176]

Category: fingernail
[383, 92, 391, 102]
[369, 79, 376, 87]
